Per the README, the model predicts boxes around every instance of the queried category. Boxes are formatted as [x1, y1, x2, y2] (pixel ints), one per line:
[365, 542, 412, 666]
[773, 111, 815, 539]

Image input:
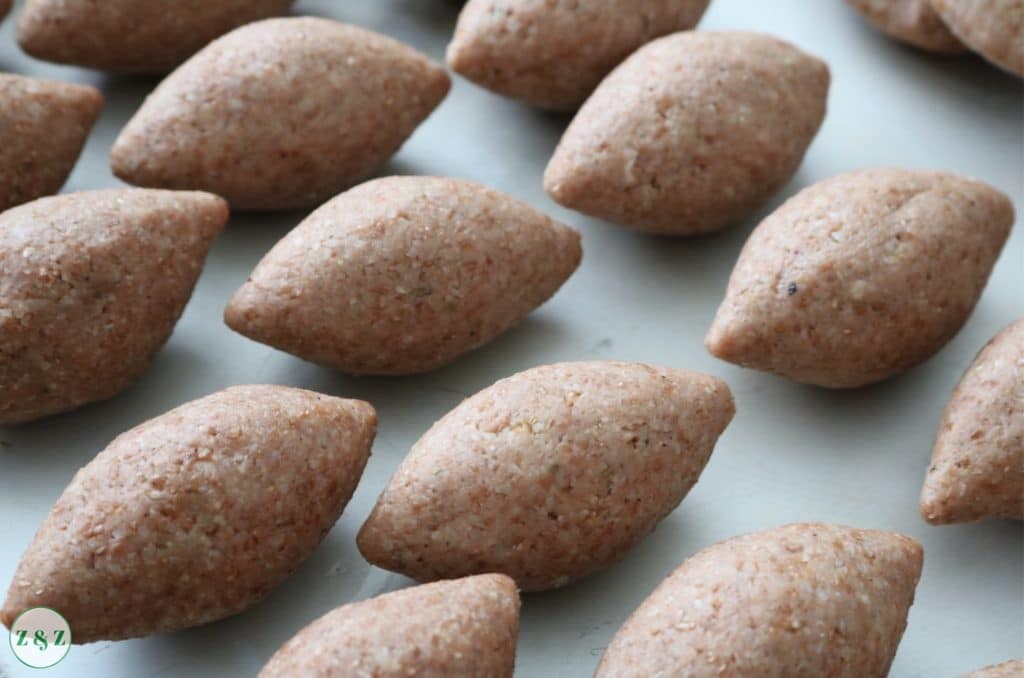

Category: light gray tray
[1, 1, 1021, 676]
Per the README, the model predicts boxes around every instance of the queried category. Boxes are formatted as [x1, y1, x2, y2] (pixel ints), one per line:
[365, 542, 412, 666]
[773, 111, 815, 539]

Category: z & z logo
[8, 608, 71, 668]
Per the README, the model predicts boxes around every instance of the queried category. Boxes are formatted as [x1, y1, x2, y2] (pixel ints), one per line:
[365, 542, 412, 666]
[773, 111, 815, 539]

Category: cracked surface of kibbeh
[1, 385, 377, 642]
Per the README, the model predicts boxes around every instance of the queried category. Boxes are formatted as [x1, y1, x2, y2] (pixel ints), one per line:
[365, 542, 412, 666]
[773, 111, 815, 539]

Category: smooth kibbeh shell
[930, 0, 1024, 77]
[595, 523, 924, 678]
[0, 74, 103, 212]
[543, 31, 829, 235]
[0, 385, 377, 643]
[844, 0, 965, 53]
[0, 189, 227, 425]
[920, 318, 1023, 524]
[16, 0, 295, 73]
[110, 18, 450, 210]
[358, 361, 735, 591]
[225, 176, 582, 375]
[706, 168, 1014, 388]
[258, 574, 519, 678]
[447, 0, 710, 111]
[964, 660, 1024, 677]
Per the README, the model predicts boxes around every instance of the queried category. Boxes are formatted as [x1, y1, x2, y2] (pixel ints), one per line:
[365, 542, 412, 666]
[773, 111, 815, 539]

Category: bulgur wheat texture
[544, 31, 829, 235]
[110, 18, 450, 210]
[0, 189, 227, 425]
[259, 574, 519, 678]
[225, 176, 581, 375]
[844, 0, 965, 53]
[920, 318, 1023, 524]
[447, 0, 710, 110]
[1, 385, 376, 642]
[358, 361, 734, 591]
[0, 74, 102, 212]
[17, 0, 296, 73]
[706, 168, 1013, 388]
[595, 523, 923, 677]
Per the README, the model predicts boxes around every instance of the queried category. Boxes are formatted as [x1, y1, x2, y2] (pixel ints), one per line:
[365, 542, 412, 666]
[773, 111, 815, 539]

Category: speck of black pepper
[787, 282, 798, 296]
